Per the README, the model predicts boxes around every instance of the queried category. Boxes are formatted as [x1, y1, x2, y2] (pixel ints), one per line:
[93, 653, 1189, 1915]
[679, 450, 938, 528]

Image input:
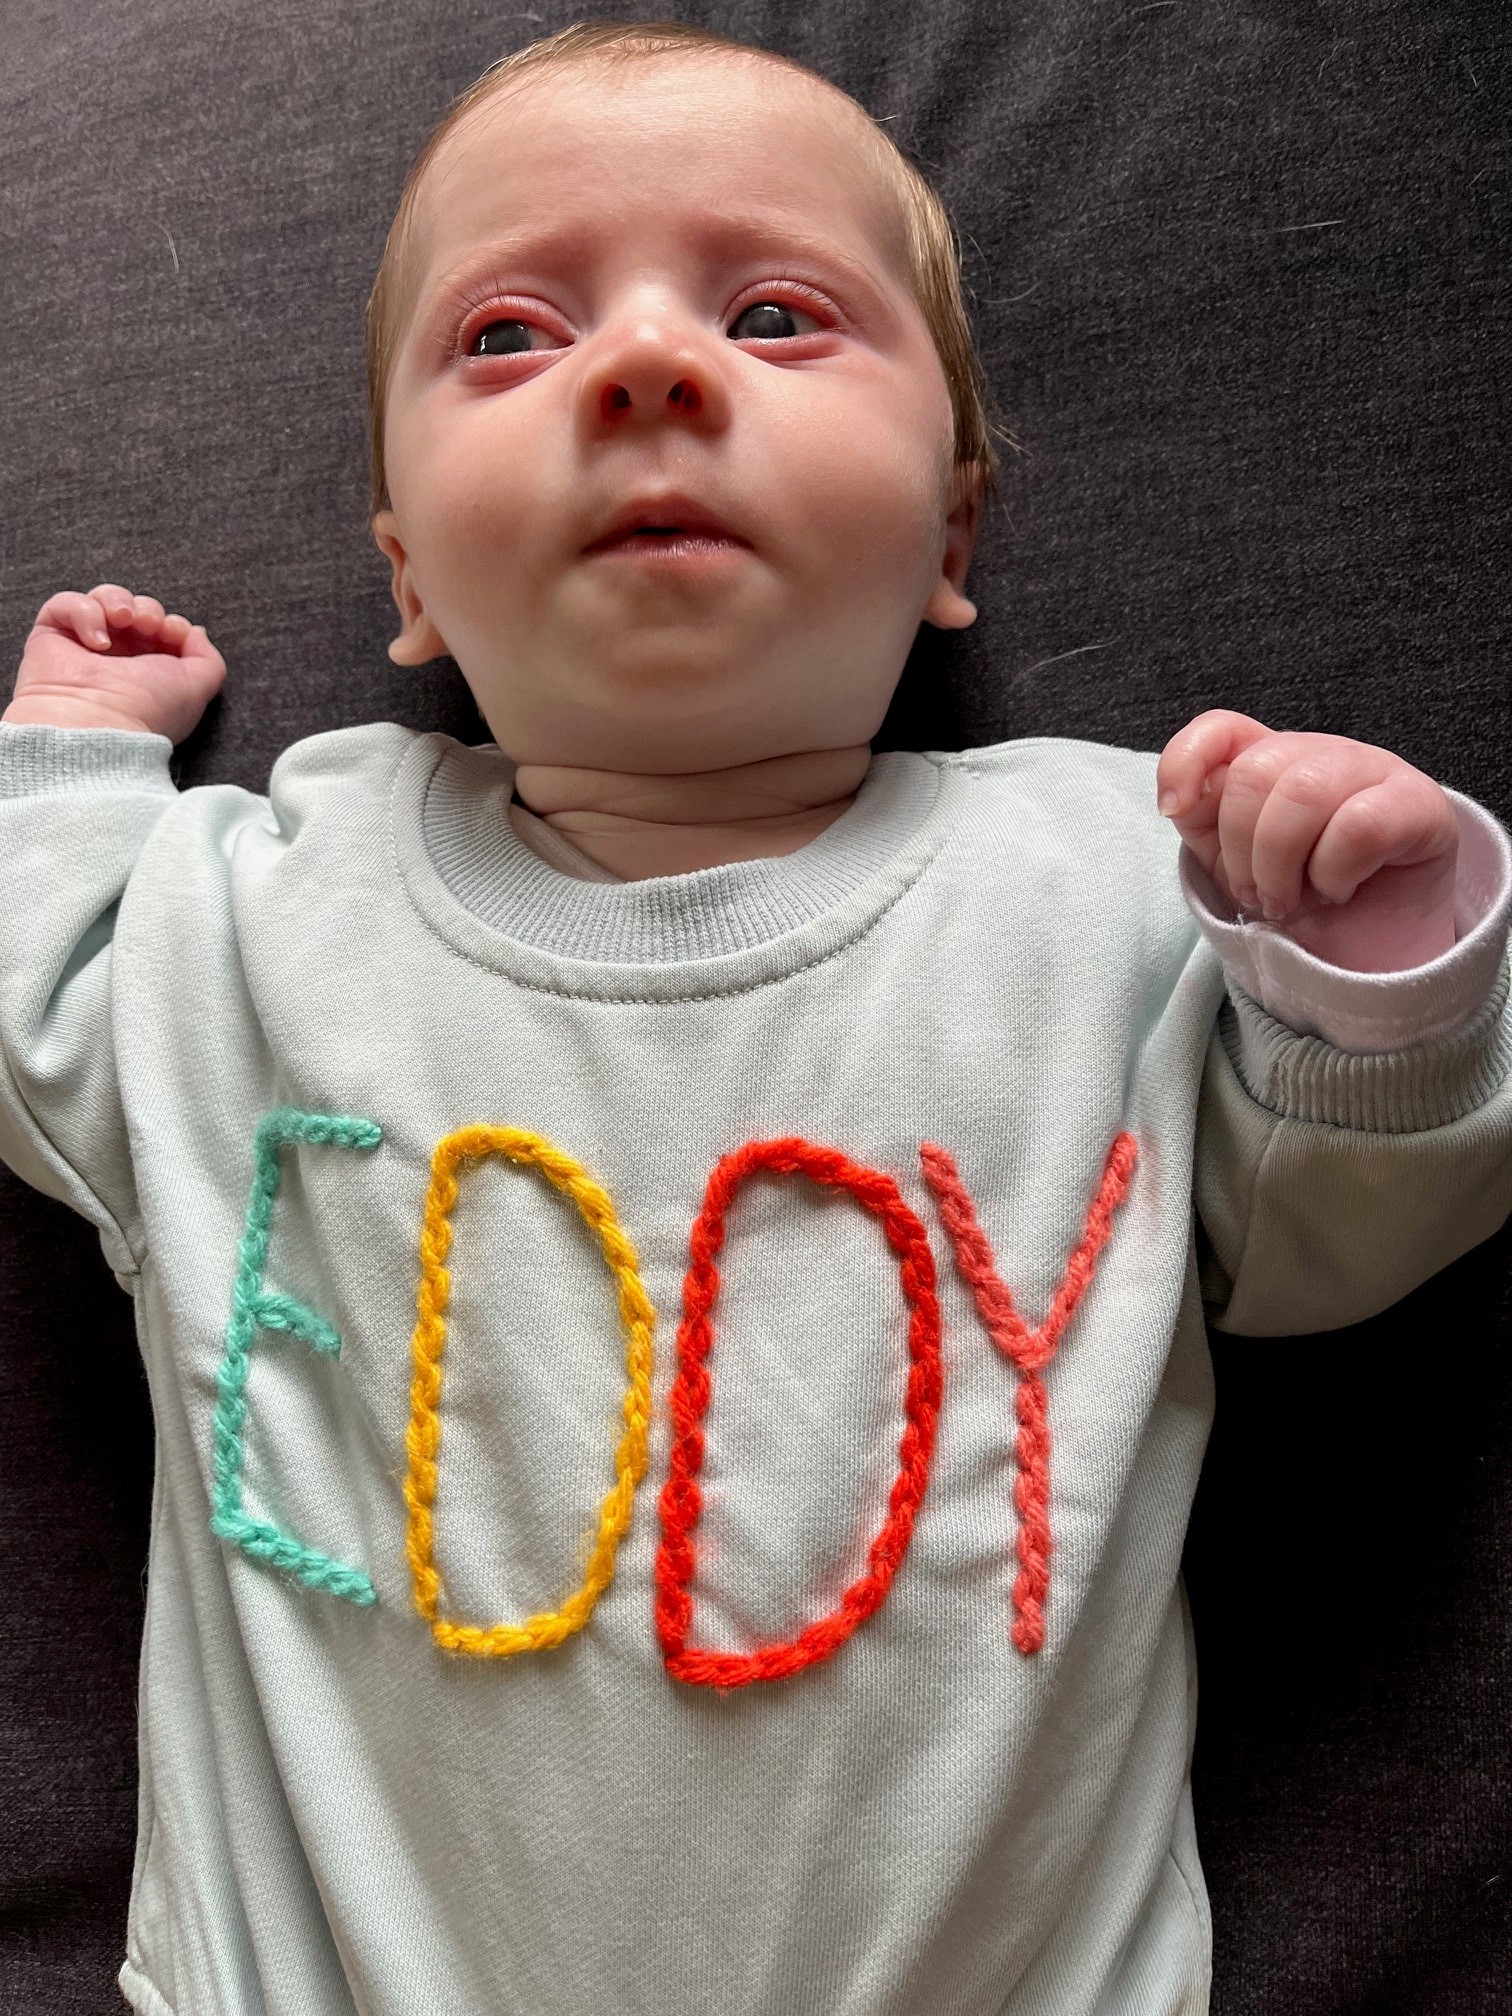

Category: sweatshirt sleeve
[1188, 791, 1512, 1335]
[0, 722, 179, 1278]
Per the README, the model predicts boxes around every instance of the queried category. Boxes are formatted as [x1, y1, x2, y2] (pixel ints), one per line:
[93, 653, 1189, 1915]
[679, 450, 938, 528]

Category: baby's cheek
[780, 402, 947, 599]
[411, 465, 563, 638]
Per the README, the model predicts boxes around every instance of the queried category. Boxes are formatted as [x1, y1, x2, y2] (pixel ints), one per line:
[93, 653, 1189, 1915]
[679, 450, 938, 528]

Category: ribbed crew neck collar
[410, 738, 944, 967]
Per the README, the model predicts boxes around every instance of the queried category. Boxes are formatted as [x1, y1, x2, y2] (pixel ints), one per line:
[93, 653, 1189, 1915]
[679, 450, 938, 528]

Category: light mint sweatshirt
[1, 719, 1510, 2016]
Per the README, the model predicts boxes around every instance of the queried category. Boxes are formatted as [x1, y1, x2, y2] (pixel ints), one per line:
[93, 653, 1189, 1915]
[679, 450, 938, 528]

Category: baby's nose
[599, 377, 701, 423]
[581, 320, 731, 435]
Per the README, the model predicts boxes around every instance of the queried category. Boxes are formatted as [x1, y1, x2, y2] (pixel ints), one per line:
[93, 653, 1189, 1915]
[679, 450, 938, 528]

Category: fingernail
[1261, 898, 1288, 921]
[1158, 791, 1179, 817]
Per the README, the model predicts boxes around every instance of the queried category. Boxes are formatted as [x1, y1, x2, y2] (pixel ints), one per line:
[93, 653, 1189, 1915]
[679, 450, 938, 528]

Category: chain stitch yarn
[210, 1107, 383, 1606]
[654, 1137, 944, 1689]
[404, 1125, 656, 1658]
[919, 1132, 1138, 1653]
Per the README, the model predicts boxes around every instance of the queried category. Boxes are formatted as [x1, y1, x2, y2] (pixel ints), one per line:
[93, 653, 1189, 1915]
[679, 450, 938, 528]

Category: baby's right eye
[469, 318, 564, 359]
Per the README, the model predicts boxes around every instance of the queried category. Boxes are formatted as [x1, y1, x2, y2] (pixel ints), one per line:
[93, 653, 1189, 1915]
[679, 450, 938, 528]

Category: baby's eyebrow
[420, 215, 895, 320]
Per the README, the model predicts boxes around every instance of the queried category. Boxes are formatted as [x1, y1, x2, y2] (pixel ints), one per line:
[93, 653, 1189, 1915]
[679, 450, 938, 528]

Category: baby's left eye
[470, 317, 562, 359]
[727, 300, 822, 341]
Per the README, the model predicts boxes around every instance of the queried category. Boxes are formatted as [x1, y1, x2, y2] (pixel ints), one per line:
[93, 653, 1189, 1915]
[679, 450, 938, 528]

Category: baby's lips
[581, 491, 751, 552]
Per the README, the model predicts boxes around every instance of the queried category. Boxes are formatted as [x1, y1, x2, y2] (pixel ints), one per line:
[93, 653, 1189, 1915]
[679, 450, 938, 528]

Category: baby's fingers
[36, 590, 115, 650]
[184, 623, 228, 685]
[1246, 750, 1387, 916]
[1156, 710, 1270, 837]
[1306, 772, 1458, 906]
[90, 586, 171, 641]
[47, 587, 206, 661]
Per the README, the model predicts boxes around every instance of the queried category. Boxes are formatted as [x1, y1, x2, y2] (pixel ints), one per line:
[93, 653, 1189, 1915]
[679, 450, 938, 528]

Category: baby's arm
[0, 586, 224, 1273]
[1157, 710, 1512, 1333]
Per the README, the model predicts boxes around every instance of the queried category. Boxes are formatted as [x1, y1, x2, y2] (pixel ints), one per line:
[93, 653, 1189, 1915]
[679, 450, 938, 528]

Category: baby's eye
[469, 318, 563, 359]
[727, 300, 822, 341]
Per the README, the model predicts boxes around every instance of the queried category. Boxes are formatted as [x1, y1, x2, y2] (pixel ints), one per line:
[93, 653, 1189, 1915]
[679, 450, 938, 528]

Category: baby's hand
[4, 584, 227, 742]
[1156, 710, 1459, 970]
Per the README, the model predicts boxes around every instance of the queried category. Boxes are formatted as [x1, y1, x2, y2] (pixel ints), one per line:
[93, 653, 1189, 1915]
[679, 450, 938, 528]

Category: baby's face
[373, 56, 978, 773]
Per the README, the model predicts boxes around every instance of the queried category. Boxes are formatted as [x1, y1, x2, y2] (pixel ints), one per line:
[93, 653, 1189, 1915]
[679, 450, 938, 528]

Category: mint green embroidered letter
[210, 1107, 383, 1606]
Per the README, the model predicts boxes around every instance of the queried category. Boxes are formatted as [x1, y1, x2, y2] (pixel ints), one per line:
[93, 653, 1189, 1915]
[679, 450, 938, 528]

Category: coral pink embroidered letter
[919, 1133, 1137, 1654]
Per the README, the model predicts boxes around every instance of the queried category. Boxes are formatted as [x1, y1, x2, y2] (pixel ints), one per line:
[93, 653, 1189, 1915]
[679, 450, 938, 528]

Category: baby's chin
[468, 662, 772, 763]
[562, 638, 774, 709]
[473, 616, 786, 706]
[471, 652, 853, 776]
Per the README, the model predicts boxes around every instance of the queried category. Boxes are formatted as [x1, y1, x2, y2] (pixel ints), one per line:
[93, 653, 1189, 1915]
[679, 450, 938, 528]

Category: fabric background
[0, 1, 1506, 2009]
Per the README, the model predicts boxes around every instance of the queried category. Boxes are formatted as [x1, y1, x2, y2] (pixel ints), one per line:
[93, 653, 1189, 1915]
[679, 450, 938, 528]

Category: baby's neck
[510, 744, 872, 881]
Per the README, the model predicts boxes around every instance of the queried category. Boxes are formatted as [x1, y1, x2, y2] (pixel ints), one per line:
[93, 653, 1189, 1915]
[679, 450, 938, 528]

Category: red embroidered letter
[655, 1137, 944, 1688]
[919, 1133, 1137, 1655]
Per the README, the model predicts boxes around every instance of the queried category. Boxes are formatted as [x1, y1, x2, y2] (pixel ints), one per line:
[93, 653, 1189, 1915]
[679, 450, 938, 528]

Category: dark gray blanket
[2, 2, 1506, 2007]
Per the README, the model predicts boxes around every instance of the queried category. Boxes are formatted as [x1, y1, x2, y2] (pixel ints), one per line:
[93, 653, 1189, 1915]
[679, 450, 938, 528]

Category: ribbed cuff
[1181, 790, 1512, 1053]
[1220, 957, 1512, 1133]
[0, 721, 176, 797]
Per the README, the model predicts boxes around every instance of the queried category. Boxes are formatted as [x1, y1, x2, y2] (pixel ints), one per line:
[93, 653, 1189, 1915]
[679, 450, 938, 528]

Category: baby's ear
[920, 462, 982, 632]
[371, 511, 449, 665]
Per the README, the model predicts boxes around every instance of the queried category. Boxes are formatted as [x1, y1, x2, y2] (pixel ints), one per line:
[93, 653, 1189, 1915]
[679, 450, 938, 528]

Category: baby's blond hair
[364, 20, 1006, 524]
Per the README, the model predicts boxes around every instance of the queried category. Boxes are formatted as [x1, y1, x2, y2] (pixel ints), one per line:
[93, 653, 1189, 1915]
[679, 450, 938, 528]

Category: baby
[3, 20, 1510, 2016]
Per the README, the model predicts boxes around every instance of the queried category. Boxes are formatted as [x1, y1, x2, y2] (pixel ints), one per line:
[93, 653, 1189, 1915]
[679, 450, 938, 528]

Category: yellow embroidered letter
[404, 1125, 656, 1657]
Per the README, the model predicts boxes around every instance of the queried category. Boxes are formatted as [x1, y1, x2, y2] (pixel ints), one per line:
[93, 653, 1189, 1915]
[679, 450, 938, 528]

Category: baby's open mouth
[585, 526, 751, 564]
[583, 495, 752, 557]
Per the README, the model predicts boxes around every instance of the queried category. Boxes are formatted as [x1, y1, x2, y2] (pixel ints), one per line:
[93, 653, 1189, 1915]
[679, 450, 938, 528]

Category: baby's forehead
[413, 53, 911, 279]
